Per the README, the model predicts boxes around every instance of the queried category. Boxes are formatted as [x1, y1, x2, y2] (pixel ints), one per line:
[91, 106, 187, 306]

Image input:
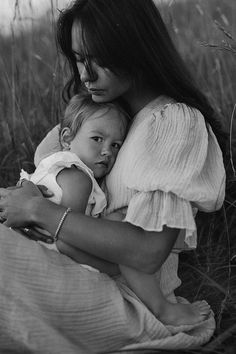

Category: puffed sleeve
[122, 103, 225, 249]
[34, 125, 61, 167]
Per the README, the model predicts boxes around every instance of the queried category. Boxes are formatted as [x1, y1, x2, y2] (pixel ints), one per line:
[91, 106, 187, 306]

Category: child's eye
[112, 143, 121, 149]
[91, 137, 103, 143]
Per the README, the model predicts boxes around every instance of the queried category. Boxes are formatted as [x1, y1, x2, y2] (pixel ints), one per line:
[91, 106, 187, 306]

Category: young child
[20, 93, 129, 258]
[20, 92, 209, 325]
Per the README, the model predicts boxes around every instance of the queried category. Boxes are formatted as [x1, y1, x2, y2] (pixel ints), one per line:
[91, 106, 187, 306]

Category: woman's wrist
[30, 196, 69, 238]
[30, 196, 51, 227]
[54, 207, 72, 242]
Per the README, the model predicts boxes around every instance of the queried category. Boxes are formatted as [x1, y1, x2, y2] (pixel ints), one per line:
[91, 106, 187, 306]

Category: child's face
[69, 108, 127, 179]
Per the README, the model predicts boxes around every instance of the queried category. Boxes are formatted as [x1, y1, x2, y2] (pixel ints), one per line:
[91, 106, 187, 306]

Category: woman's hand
[0, 181, 45, 228]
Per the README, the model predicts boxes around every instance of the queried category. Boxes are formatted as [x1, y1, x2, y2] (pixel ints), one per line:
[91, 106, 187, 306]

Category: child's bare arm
[56, 167, 120, 275]
[56, 166, 92, 212]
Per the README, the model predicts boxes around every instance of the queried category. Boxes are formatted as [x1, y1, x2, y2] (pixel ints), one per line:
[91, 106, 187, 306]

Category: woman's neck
[123, 87, 161, 117]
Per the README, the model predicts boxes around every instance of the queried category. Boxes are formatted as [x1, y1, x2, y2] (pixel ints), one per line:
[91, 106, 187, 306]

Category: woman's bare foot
[155, 300, 211, 326]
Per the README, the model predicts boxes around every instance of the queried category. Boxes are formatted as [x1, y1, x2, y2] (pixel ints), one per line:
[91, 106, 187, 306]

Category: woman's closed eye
[74, 52, 95, 64]
[73, 52, 84, 63]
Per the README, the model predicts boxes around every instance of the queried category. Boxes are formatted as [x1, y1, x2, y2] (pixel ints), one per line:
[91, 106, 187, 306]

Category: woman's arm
[0, 182, 179, 274]
[57, 241, 119, 275]
[53, 208, 179, 273]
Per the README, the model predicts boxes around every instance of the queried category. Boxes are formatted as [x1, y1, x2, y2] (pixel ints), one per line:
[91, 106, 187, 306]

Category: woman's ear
[60, 127, 72, 150]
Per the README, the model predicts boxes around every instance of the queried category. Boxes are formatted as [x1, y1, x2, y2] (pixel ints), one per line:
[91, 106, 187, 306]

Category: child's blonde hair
[59, 92, 130, 145]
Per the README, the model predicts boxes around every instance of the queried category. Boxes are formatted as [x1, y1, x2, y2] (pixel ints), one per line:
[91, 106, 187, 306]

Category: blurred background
[0, 0, 235, 352]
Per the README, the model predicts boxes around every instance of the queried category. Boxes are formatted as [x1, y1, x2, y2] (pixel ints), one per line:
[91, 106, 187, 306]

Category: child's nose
[101, 145, 112, 157]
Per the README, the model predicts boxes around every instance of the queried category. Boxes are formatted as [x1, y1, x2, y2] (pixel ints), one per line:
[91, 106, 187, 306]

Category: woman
[0, 0, 225, 352]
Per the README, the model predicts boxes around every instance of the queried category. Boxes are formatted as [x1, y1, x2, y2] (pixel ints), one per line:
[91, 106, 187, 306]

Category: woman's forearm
[31, 197, 179, 273]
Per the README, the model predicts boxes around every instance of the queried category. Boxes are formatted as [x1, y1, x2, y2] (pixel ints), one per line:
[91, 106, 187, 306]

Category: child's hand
[104, 211, 124, 221]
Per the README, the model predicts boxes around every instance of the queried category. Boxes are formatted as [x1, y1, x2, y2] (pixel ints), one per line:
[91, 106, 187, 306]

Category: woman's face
[71, 21, 132, 103]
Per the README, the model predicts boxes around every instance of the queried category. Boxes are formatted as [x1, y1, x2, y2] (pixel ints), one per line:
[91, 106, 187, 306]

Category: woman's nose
[78, 61, 97, 83]
[79, 63, 91, 83]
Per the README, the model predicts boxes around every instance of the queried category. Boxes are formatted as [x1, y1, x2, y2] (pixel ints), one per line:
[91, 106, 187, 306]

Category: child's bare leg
[120, 265, 211, 326]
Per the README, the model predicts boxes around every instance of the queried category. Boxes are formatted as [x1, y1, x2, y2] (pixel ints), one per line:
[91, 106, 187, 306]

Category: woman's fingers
[0, 181, 41, 227]
[20, 180, 42, 195]
[0, 182, 52, 200]
[37, 185, 54, 198]
[19, 227, 54, 243]
[0, 181, 53, 229]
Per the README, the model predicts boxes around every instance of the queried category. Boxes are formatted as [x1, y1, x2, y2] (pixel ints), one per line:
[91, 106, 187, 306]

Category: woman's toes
[194, 301, 211, 317]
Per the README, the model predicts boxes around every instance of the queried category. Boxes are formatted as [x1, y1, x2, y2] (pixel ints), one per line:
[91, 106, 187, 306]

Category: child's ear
[60, 127, 72, 150]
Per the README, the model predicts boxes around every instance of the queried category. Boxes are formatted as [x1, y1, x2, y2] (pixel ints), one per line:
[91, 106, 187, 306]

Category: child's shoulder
[43, 151, 94, 178]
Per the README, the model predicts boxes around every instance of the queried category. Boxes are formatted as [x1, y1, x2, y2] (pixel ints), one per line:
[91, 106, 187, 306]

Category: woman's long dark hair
[57, 0, 227, 154]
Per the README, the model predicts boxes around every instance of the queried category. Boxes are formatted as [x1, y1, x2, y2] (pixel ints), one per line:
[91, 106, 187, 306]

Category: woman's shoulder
[128, 98, 206, 152]
[134, 96, 205, 134]
[150, 98, 205, 126]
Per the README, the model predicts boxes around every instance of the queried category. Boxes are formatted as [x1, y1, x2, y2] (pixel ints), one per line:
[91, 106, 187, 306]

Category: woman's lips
[87, 88, 104, 95]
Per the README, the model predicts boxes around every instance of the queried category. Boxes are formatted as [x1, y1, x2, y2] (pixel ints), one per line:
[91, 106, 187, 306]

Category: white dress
[0, 96, 225, 353]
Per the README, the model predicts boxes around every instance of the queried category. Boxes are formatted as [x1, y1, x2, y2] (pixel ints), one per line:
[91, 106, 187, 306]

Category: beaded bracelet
[54, 207, 72, 242]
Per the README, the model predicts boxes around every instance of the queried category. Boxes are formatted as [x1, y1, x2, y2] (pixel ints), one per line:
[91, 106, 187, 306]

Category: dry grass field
[0, 0, 235, 352]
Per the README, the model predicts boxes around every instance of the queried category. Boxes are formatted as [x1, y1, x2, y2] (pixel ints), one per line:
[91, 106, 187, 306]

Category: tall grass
[0, 0, 236, 352]
[0, 2, 65, 185]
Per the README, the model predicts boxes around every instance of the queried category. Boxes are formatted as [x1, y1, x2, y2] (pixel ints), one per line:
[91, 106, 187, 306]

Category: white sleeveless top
[21, 151, 106, 217]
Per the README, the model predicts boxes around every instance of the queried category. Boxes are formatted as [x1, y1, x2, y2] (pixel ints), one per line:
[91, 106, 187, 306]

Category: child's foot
[156, 300, 211, 326]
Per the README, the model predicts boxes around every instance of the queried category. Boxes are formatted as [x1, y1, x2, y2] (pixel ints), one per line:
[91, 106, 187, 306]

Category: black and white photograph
[0, 0, 235, 353]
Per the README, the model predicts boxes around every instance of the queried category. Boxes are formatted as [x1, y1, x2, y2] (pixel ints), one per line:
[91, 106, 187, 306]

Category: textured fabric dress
[0, 96, 225, 353]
